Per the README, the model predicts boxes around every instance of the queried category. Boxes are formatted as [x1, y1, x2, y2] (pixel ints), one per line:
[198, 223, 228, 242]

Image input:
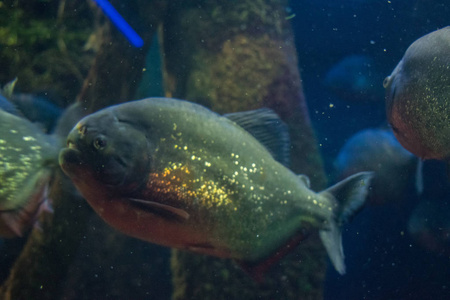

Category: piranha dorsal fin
[2, 77, 17, 98]
[224, 108, 291, 167]
[318, 172, 373, 274]
[238, 228, 310, 283]
[127, 198, 190, 220]
[298, 174, 311, 188]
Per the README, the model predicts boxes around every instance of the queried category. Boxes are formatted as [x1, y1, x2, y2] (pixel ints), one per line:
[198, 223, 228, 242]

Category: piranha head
[59, 109, 151, 194]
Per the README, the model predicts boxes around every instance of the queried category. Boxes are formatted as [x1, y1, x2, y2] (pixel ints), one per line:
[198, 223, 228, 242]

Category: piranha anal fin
[0, 183, 52, 238]
[127, 198, 190, 220]
[224, 108, 291, 167]
[319, 171, 373, 274]
[237, 229, 311, 283]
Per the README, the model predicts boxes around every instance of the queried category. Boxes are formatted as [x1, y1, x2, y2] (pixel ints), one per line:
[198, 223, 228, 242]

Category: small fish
[59, 97, 373, 275]
[9, 93, 63, 132]
[0, 94, 21, 116]
[0, 110, 58, 237]
[384, 27, 450, 169]
[324, 55, 384, 102]
[335, 128, 417, 205]
[1, 78, 62, 132]
[408, 198, 450, 256]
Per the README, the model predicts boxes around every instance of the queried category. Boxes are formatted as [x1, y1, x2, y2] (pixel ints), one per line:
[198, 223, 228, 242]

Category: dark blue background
[290, 1, 450, 299]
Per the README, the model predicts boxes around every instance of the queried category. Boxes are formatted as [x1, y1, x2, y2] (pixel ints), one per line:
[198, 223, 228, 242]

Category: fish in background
[408, 160, 450, 256]
[9, 93, 63, 133]
[59, 97, 373, 276]
[324, 54, 385, 102]
[384, 27, 450, 172]
[334, 128, 418, 205]
[408, 199, 450, 256]
[0, 94, 21, 116]
[0, 78, 63, 133]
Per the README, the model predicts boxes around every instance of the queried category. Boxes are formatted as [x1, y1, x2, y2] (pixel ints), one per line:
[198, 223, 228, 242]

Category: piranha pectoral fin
[319, 171, 374, 275]
[0, 184, 52, 238]
[126, 198, 190, 220]
[0, 213, 25, 237]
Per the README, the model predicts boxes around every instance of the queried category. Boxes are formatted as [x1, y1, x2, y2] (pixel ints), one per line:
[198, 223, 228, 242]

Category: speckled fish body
[0, 109, 58, 237]
[384, 27, 450, 162]
[59, 98, 372, 273]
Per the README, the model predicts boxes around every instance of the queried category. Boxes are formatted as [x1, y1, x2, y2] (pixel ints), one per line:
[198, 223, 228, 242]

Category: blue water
[290, 1, 450, 299]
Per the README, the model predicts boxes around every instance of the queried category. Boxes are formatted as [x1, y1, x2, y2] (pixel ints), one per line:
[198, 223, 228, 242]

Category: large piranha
[59, 97, 373, 275]
[383, 27, 450, 172]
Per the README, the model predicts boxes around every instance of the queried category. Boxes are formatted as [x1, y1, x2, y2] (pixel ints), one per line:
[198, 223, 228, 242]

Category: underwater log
[77, 0, 161, 113]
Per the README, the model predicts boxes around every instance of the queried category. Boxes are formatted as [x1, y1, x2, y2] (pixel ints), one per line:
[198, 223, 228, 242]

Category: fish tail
[318, 171, 373, 274]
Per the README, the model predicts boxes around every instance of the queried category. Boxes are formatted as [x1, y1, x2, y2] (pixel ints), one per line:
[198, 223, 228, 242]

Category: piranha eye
[93, 136, 107, 150]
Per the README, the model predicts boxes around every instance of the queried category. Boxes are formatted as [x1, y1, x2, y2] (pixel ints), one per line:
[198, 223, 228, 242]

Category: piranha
[383, 27, 450, 171]
[9, 93, 63, 133]
[408, 198, 450, 256]
[0, 78, 63, 132]
[324, 54, 384, 103]
[0, 94, 21, 116]
[0, 109, 58, 237]
[334, 128, 417, 205]
[59, 97, 373, 275]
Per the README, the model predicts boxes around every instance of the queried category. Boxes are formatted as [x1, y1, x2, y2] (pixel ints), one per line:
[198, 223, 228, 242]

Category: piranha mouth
[59, 140, 84, 178]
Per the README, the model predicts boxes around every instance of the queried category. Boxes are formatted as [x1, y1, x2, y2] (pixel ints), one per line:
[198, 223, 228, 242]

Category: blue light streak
[92, 0, 144, 48]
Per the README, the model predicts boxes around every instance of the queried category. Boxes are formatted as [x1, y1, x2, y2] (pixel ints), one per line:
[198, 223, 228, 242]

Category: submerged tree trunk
[77, 0, 163, 113]
[160, 1, 327, 299]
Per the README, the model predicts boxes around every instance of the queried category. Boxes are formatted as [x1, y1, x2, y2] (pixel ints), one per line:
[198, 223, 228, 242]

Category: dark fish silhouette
[324, 54, 384, 102]
[335, 128, 417, 205]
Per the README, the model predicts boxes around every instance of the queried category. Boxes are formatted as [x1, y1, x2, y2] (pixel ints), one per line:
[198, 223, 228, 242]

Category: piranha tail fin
[318, 172, 373, 274]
